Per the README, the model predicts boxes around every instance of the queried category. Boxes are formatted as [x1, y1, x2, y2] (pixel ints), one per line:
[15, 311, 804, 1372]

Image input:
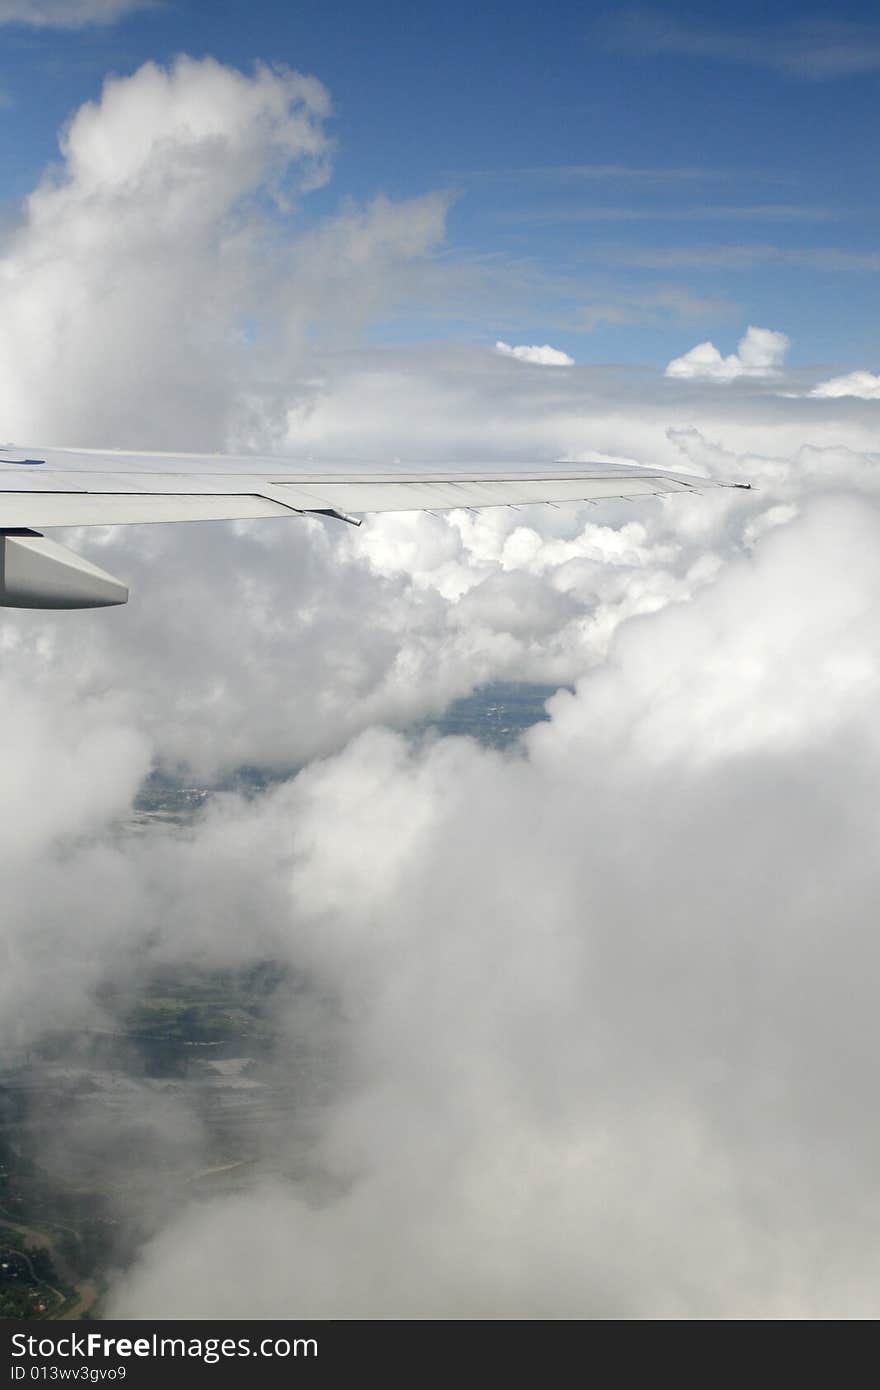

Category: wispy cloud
[577, 286, 731, 332]
[0, 0, 155, 27]
[451, 163, 730, 184]
[394, 252, 737, 335]
[449, 163, 794, 188]
[602, 245, 880, 274]
[602, 8, 880, 80]
[498, 205, 837, 226]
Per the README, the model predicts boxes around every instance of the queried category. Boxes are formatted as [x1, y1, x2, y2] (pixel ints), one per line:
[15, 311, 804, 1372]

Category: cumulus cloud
[0, 56, 325, 448]
[810, 370, 880, 400]
[0, 56, 452, 450]
[0, 0, 151, 25]
[665, 326, 790, 382]
[495, 340, 574, 365]
[89, 489, 880, 1318]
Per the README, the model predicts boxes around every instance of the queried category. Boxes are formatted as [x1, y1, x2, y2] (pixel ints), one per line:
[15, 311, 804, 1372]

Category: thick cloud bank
[3, 55, 880, 1320]
[88, 487, 880, 1319]
[7, 439, 880, 1318]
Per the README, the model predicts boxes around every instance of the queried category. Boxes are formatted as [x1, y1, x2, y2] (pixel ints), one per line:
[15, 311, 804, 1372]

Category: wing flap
[283, 473, 698, 512]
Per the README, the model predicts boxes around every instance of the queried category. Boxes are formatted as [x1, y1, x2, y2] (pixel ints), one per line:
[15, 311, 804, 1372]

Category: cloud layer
[15, 476, 875, 1321]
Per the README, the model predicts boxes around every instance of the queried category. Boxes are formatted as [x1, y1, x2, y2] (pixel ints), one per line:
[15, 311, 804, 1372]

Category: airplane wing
[0, 443, 742, 609]
[0, 444, 727, 528]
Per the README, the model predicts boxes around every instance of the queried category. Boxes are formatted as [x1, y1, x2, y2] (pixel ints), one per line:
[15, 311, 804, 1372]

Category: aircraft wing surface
[0, 444, 725, 528]
[0, 444, 740, 608]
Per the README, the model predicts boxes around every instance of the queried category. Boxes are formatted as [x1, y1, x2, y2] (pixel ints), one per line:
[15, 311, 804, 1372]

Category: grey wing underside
[0, 445, 725, 529]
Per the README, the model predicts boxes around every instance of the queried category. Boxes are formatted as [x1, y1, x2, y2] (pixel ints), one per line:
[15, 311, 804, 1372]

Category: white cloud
[97, 491, 880, 1319]
[810, 370, 880, 400]
[495, 340, 574, 365]
[0, 0, 151, 25]
[0, 56, 326, 448]
[0, 56, 449, 450]
[665, 325, 790, 382]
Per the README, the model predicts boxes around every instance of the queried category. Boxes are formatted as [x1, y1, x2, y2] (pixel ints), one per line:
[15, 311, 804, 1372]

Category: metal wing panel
[0, 492, 294, 528]
[0, 445, 718, 527]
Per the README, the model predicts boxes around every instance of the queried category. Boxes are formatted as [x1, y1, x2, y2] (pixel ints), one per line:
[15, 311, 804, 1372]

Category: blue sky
[0, 0, 877, 369]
